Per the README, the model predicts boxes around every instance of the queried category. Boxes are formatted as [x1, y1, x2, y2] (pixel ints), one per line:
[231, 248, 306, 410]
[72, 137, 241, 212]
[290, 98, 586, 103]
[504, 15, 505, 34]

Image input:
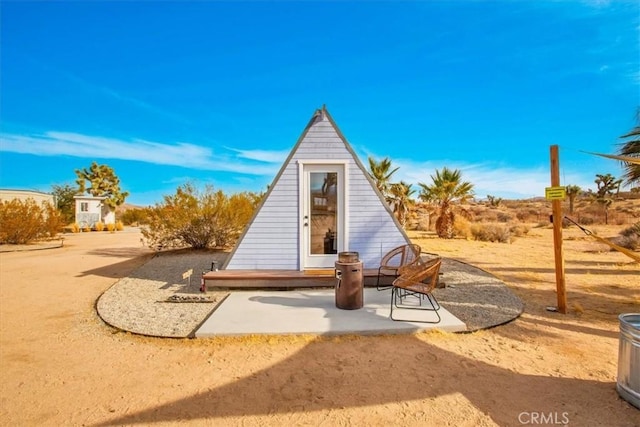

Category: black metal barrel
[335, 252, 363, 310]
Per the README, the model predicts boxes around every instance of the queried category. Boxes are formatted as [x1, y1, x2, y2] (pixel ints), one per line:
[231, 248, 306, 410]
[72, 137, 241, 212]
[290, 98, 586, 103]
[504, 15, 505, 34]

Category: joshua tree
[565, 185, 581, 215]
[592, 174, 622, 224]
[387, 181, 415, 227]
[368, 156, 399, 199]
[75, 162, 129, 209]
[418, 167, 474, 239]
[486, 195, 502, 207]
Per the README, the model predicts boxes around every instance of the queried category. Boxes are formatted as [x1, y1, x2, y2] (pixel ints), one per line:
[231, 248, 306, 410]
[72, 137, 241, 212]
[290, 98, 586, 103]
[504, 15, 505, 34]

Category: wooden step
[202, 268, 388, 290]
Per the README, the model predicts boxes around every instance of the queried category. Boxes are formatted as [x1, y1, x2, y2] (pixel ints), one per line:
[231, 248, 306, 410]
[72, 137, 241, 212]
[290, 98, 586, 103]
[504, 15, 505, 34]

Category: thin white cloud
[0, 131, 283, 176]
[390, 158, 595, 200]
[225, 147, 290, 163]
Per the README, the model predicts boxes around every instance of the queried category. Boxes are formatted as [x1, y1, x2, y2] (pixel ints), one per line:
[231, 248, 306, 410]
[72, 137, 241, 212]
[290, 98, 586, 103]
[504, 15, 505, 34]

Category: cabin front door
[301, 163, 345, 269]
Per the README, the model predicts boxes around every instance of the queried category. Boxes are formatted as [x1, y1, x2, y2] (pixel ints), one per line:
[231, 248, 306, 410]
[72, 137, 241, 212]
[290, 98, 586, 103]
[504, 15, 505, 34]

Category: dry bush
[106, 223, 116, 232]
[475, 209, 498, 223]
[620, 223, 640, 237]
[470, 223, 512, 243]
[453, 216, 472, 239]
[115, 221, 124, 231]
[0, 199, 43, 244]
[509, 224, 530, 237]
[496, 211, 513, 223]
[469, 206, 485, 218]
[119, 208, 148, 226]
[577, 215, 596, 225]
[0, 199, 64, 244]
[142, 184, 260, 250]
[41, 201, 64, 238]
[515, 209, 529, 222]
[94, 222, 105, 231]
[611, 223, 640, 250]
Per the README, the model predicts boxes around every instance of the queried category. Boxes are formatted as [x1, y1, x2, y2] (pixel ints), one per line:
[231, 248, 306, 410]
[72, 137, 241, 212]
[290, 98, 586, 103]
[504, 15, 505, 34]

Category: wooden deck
[202, 268, 390, 290]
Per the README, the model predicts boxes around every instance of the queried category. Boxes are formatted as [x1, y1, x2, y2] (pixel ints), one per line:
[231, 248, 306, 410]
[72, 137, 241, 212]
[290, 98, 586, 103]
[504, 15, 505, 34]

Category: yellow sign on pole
[545, 186, 566, 200]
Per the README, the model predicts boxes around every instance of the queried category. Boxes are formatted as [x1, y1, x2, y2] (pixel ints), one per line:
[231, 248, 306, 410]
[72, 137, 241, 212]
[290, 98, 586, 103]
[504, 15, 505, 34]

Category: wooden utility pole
[550, 145, 567, 313]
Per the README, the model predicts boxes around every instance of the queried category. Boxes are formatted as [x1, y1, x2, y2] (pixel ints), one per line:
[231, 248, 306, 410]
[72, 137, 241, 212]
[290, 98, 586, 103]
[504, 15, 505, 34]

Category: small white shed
[74, 195, 115, 228]
[223, 106, 411, 271]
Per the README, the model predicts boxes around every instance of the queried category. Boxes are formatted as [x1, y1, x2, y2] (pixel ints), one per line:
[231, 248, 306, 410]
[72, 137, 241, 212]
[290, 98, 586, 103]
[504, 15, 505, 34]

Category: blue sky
[1, 1, 638, 206]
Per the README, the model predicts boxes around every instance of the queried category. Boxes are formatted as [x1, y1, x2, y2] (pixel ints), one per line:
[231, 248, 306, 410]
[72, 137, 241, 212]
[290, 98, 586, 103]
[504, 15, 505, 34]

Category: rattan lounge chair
[390, 257, 442, 323]
[376, 243, 422, 290]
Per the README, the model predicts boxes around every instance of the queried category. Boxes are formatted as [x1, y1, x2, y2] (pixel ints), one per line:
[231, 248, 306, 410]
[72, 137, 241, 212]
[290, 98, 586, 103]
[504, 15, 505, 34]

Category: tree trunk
[436, 202, 455, 239]
[568, 195, 575, 215]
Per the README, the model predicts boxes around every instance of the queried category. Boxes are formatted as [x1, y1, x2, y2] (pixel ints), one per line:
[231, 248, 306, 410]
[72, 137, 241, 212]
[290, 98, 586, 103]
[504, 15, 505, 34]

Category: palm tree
[565, 185, 581, 215]
[368, 157, 399, 198]
[618, 117, 640, 187]
[418, 167, 474, 239]
[387, 181, 415, 227]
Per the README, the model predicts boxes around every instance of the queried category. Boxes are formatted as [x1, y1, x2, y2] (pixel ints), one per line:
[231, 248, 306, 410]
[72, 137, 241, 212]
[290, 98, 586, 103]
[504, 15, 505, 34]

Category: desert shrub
[115, 221, 124, 231]
[612, 235, 640, 250]
[0, 198, 43, 244]
[119, 208, 148, 226]
[476, 209, 498, 223]
[496, 211, 513, 223]
[456, 206, 473, 221]
[453, 216, 472, 239]
[578, 215, 595, 225]
[41, 201, 64, 238]
[71, 223, 81, 233]
[469, 206, 485, 218]
[470, 223, 512, 243]
[106, 223, 116, 232]
[0, 198, 64, 244]
[620, 223, 640, 237]
[515, 209, 530, 222]
[509, 224, 530, 237]
[612, 223, 640, 250]
[94, 222, 105, 231]
[141, 184, 260, 250]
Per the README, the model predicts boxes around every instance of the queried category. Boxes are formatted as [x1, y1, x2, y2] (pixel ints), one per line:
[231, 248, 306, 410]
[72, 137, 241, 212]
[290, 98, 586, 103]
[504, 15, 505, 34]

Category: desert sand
[0, 225, 638, 426]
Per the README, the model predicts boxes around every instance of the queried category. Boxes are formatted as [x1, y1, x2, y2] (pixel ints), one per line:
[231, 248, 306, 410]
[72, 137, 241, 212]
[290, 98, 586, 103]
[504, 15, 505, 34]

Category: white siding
[347, 169, 408, 267]
[73, 196, 116, 226]
[225, 109, 410, 270]
[225, 162, 300, 269]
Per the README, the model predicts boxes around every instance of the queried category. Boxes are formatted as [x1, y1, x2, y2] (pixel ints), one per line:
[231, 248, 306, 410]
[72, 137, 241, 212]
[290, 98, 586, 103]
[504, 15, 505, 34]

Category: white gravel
[97, 251, 524, 337]
[97, 250, 228, 338]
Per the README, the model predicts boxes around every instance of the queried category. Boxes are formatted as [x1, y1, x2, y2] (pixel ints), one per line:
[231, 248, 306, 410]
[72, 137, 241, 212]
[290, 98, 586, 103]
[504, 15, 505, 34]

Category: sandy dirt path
[1, 226, 638, 426]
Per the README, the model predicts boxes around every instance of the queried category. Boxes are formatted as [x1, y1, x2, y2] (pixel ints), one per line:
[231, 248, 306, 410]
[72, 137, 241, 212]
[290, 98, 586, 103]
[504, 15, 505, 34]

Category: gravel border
[96, 251, 523, 338]
[97, 250, 229, 338]
[435, 258, 524, 332]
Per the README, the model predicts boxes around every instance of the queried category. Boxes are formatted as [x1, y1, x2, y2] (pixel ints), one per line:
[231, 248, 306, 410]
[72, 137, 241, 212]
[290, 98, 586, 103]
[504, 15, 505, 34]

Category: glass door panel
[309, 172, 338, 255]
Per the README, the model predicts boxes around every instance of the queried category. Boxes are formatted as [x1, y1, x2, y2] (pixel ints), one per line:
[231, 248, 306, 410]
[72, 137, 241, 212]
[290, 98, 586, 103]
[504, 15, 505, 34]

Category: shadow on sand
[94, 333, 635, 426]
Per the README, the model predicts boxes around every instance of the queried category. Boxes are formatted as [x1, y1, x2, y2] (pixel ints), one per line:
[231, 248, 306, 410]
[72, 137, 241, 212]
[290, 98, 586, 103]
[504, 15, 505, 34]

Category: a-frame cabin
[222, 106, 411, 274]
